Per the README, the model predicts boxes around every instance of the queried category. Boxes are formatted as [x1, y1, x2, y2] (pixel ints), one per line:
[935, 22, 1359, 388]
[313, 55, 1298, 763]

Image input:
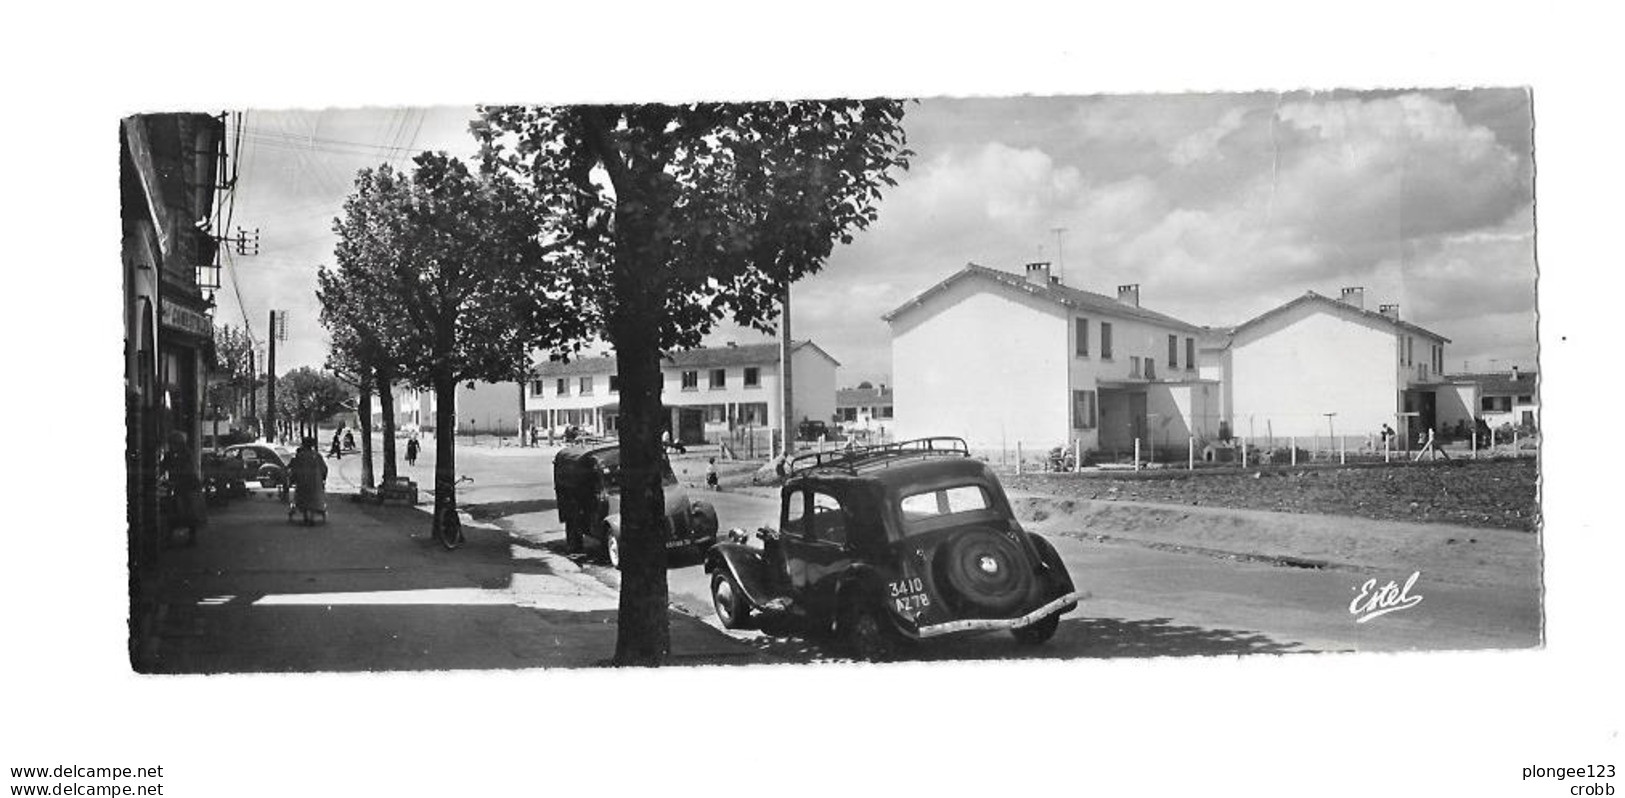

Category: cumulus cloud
[774, 90, 1537, 384]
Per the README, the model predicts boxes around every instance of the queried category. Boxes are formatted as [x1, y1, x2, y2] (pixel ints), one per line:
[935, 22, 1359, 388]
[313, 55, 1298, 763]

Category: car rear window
[899, 484, 991, 527]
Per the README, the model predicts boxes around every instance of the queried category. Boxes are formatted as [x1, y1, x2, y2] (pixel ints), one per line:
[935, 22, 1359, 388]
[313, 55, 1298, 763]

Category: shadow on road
[464, 497, 558, 521]
[722, 614, 1311, 665]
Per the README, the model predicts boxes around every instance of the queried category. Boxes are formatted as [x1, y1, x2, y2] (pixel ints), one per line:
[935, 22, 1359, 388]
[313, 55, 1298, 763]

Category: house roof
[1229, 291, 1452, 344]
[530, 340, 839, 377]
[882, 263, 1204, 333]
[837, 385, 894, 406]
[1447, 370, 1538, 395]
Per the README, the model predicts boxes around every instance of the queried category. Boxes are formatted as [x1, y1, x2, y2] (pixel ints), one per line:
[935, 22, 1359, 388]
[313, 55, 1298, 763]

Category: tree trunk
[432, 370, 458, 543]
[358, 372, 375, 490]
[377, 370, 397, 481]
[609, 238, 671, 666]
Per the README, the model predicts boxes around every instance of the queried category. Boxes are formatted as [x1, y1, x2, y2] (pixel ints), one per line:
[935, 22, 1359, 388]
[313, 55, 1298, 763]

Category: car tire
[710, 571, 751, 630]
[1011, 611, 1060, 645]
[837, 599, 901, 662]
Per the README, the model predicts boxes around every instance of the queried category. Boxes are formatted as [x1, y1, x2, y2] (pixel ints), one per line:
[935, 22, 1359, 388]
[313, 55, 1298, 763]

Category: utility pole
[779, 286, 793, 459]
[266, 309, 286, 442]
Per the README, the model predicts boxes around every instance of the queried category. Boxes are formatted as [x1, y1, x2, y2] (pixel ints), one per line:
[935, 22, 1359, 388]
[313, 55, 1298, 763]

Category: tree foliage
[275, 366, 354, 433]
[324, 152, 589, 541]
[474, 101, 911, 665]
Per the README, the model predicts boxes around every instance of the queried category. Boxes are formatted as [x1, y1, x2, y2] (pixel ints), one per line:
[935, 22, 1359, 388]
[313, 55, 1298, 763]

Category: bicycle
[432, 475, 474, 550]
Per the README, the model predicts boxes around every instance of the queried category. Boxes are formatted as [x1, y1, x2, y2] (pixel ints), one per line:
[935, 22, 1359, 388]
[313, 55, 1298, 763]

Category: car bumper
[913, 591, 1088, 639]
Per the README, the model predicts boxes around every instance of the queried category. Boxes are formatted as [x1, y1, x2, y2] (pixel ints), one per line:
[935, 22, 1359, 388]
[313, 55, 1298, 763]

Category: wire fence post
[1340, 435, 1346, 465]
[1241, 437, 1248, 468]
[1134, 438, 1141, 472]
[1188, 436, 1195, 470]
[1073, 438, 1081, 473]
[1513, 430, 1520, 456]
[1016, 441, 1023, 476]
[1290, 436, 1297, 466]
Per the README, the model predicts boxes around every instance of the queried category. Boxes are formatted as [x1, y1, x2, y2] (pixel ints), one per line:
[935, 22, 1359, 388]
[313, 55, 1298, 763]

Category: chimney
[1378, 303, 1400, 321]
[1511, 365, 1521, 380]
[1117, 284, 1140, 307]
[1024, 261, 1052, 287]
[1339, 286, 1365, 310]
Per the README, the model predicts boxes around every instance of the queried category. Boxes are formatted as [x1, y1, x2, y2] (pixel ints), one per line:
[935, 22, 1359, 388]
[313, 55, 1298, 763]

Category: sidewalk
[133, 486, 771, 673]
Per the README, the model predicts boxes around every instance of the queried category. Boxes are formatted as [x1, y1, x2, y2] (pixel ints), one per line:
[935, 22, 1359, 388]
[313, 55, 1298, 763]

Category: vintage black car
[705, 437, 1082, 659]
[554, 444, 719, 568]
[220, 443, 295, 489]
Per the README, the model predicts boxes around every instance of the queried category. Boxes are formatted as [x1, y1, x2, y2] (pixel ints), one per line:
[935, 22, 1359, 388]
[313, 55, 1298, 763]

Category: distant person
[706, 457, 719, 490]
[1379, 424, 1395, 448]
[406, 436, 420, 466]
[329, 431, 343, 459]
[343, 429, 355, 451]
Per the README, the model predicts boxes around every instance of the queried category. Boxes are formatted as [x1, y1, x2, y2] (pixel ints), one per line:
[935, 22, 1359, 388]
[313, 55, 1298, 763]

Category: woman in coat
[288, 437, 329, 525]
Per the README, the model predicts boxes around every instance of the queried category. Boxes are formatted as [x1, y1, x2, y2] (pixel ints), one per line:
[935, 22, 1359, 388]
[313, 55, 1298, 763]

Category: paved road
[334, 435, 1541, 662]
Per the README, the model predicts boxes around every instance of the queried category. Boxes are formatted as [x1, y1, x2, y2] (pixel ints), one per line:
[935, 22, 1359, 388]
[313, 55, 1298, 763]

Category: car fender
[1028, 533, 1077, 597]
[704, 542, 777, 610]
[688, 500, 719, 536]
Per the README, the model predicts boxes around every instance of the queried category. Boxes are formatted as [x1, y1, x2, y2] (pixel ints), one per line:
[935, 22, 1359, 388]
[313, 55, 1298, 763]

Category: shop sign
[160, 301, 212, 338]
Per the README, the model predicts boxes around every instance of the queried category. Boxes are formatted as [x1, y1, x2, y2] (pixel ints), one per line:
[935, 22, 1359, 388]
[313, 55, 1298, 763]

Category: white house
[1446, 368, 1538, 432]
[885, 262, 1217, 456]
[518, 340, 840, 445]
[836, 384, 895, 438]
[1204, 288, 1453, 443]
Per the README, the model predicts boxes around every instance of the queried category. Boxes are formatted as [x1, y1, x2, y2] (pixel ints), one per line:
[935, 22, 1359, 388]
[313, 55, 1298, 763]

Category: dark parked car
[797, 419, 832, 441]
[221, 443, 295, 489]
[705, 437, 1082, 660]
[554, 444, 719, 568]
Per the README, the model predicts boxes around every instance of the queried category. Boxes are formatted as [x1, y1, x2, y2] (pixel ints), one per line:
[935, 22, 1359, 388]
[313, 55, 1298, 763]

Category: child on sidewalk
[705, 457, 718, 490]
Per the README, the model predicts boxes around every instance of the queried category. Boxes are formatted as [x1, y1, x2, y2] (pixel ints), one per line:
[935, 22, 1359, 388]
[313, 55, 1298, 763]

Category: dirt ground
[1002, 457, 1540, 532]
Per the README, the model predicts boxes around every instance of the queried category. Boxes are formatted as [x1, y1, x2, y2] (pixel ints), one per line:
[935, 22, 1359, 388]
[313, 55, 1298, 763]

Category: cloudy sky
[220, 90, 1535, 385]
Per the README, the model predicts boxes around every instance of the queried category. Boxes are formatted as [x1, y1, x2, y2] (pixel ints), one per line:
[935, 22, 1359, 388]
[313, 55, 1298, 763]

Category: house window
[1145, 358, 1156, 380]
[681, 371, 698, 391]
[1517, 395, 1532, 405]
[609, 375, 620, 393]
[556, 378, 569, 396]
[1075, 317, 1089, 357]
[1072, 390, 1097, 430]
[530, 380, 543, 396]
[1186, 338, 1195, 371]
[1406, 336, 1414, 366]
[744, 367, 760, 388]
[1130, 356, 1141, 378]
[1100, 322, 1113, 359]
[709, 369, 727, 389]
[879, 405, 894, 419]
[708, 405, 726, 423]
[1168, 335, 1178, 369]
[579, 376, 593, 395]
[840, 407, 858, 422]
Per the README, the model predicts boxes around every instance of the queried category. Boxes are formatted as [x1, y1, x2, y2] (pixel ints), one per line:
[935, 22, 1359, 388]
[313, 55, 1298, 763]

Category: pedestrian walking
[329, 430, 343, 459]
[706, 457, 719, 490]
[343, 429, 355, 451]
[406, 436, 420, 466]
[289, 436, 329, 525]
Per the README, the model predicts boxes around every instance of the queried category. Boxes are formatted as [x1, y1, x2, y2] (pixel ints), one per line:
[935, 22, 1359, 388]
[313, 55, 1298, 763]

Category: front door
[1128, 392, 1148, 447]
[678, 408, 705, 445]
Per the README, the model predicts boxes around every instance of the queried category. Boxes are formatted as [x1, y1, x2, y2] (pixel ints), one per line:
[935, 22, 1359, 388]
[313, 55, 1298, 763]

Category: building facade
[836, 384, 895, 438]
[123, 113, 225, 615]
[886, 263, 1215, 456]
[455, 341, 840, 445]
[1206, 289, 1452, 444]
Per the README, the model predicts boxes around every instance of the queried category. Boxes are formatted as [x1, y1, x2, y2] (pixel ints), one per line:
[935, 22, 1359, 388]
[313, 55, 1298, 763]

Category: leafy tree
[330, 152, 587, 543]
[210, 324, 259, 423]
[276, 366, 354, 442]
[475, 101, 911, 664]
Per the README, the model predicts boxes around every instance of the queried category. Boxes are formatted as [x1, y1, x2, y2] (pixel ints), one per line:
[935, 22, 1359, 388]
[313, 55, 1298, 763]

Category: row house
[885, 262, 1217, 454]
[1201, 288, 1453, 443]
[451, 340, 840, 445]
[836, 384, 895, 434]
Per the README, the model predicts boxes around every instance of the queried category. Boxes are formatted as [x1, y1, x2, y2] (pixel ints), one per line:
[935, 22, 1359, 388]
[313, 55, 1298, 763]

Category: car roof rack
[786, 436, 969, 476]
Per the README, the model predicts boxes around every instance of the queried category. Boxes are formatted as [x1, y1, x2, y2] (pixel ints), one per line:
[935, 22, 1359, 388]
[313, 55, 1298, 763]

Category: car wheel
[838, 600, 901, 662]
[605, 525, 621, 570]
[710, 571, 751, 630]
[1011, 612, 1060, 645]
